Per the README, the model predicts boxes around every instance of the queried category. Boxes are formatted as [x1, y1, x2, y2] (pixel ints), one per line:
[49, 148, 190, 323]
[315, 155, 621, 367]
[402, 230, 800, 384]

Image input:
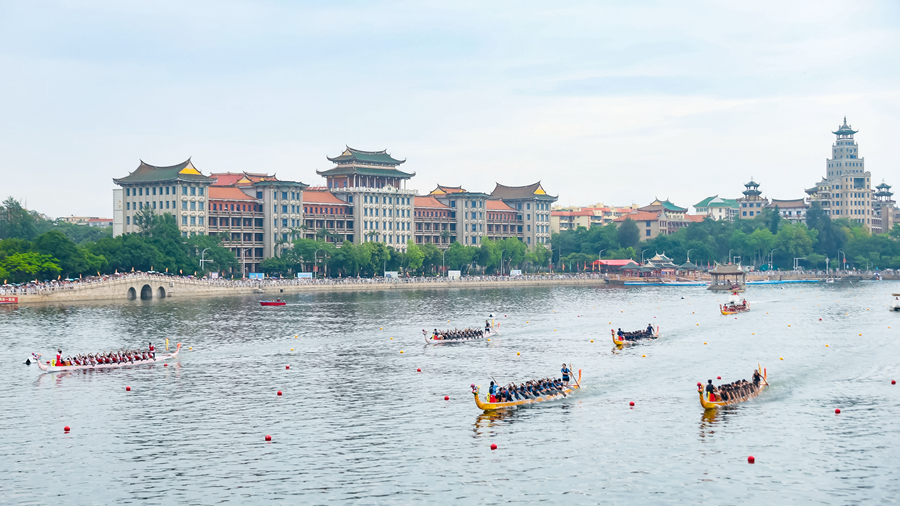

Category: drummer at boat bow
[561, 364, 571, 385]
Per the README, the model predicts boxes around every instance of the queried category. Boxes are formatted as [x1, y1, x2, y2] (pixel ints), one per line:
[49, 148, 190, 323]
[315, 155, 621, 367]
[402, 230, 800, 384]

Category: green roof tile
[113, 159, 214, 184]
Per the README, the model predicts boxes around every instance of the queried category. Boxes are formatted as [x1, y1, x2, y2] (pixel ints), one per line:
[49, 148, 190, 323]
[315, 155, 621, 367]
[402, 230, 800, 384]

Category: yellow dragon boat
[471, 369, 581, 411]
[698, 365, 766, 410]
[612, 326, 660, 347]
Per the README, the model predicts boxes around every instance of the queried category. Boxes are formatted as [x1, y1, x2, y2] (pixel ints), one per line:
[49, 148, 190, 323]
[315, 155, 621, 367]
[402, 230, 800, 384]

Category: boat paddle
[568, 363, 581, 389]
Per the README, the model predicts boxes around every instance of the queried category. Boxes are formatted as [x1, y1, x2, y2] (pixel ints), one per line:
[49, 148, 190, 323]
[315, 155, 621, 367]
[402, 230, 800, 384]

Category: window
[282, 205, 288, 213]
[182, 201, 188, 210]
[190, 202, 196, 211]
[198, 217, 204, 225]
[126, 202, 131, 210]
[282, 219, 288, 227]
[198, 188, 204, 196]
[646, 230, 651, 236]
[166, 201, 170, 209]
[152, 201, 157, 209]
[126, 216, 131, 225]
[190, 187, 196, 196]
[190, 216, 196, 225]
[183, 187, 188, 195]
[182, 216, 188, 225]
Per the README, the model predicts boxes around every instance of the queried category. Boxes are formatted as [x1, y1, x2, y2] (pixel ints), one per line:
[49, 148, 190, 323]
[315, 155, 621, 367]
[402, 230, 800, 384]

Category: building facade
[113, 159, 214, 237]
[737, 180, 768, 219]
[818, 117, 875, 230]
[694, 196, 738, 221]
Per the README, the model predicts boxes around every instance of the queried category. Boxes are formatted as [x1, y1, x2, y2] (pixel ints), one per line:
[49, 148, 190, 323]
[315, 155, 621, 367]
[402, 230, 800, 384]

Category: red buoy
[629, 401, 634, 407]
[277, 391, 282, 396]
[892, 380, 896, 385]
[417, 368, 421, 372]
[747, 456, 755, 464]
[164, 363, 168, 367]
[265, 435, 271, 442]
[696, 382, 702, 387]
[717, 376, 721, 380]
[444, 395, 449, 401]
[64, 426, 70, 432]
[835, 408, 841, 414]
[819, 318, 822, 321]
[490, 443, 497, 450]
[285, 365, 290, 370]
[126, 386, 131, 391]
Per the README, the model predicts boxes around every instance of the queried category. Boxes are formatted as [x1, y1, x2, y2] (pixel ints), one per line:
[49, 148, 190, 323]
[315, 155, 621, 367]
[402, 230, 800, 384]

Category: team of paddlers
[703, 369, 764, 402]
[616, 324, 657, 341]
[50, 343, 157, 367]
[429, 326, 487, 340]
[478, 364, 575, 403]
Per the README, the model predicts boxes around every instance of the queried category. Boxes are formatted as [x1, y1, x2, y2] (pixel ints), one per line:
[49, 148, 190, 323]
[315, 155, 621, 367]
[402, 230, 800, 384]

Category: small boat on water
[260, 299, 286, 306]
[720, 292, 749, 315]
[891, 294, 900, 312]
[698, 365, 766, 410]
[612, 326, 660, 347]
[29, 344, 182, 373]
[471, 369, 581, 411]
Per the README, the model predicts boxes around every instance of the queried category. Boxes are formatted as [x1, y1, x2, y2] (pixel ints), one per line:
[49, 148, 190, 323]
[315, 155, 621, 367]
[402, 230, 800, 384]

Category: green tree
[616, 218, 641, 250]
[0, 252, 62, 282]
[0, 197, 39, 240]
[406, 241, 424, 273]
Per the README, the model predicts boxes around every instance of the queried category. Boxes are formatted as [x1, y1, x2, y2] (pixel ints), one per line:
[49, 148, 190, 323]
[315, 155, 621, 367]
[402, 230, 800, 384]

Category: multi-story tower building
[805, 181, 832, 215]
[113, 159, 215, 237]
[430, 185, 489, 246]
[822, 117, 874, 229]
[318, 147, 415, 250]
[737, 179, 768, 219]
[489, 183, 556, 247]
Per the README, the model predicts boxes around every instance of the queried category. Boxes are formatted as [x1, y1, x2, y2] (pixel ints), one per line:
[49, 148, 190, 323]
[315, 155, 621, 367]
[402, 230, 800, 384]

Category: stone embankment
[5, 274, 611, 305]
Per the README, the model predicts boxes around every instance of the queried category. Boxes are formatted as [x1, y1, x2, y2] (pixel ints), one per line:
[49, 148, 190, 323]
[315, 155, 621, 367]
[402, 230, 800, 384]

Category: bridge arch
[140, 284, 153, 300]
[127, 287, 137, 300]
[157, 286, 166, 298]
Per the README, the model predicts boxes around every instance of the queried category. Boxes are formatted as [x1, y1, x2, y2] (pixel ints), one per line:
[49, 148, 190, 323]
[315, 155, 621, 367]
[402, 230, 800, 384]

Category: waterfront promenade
[2, 269, 889, 305]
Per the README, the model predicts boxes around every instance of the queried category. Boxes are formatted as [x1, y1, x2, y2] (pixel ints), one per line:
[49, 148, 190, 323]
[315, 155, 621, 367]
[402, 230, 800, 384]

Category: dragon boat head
[25, 352, 41, 366]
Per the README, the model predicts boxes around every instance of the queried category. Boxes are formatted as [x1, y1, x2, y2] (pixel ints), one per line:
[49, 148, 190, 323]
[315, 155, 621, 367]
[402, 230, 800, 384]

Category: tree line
[551, 204, 900, 271]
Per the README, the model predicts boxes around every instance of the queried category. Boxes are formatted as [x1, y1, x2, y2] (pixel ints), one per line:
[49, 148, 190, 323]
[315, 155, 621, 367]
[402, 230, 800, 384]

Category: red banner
[0, 296, 18, 304]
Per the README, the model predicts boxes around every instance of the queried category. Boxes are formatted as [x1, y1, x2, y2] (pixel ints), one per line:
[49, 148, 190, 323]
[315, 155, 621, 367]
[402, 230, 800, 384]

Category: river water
[2, 282, 899, 504]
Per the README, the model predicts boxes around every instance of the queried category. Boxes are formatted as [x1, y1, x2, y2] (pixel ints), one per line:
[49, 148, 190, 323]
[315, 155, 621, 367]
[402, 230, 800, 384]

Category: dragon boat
[612, 326, 660, 347]
[425, 327, 499, 344]
[29, 344, 182, 373]
[719, 292, 750, 315]
[471, 369, 581, 411]
[698, 365, 766, 410]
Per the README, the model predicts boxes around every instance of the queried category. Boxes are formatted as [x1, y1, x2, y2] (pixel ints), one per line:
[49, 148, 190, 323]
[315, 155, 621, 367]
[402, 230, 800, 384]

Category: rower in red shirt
[56, 349, 63, 366]
[148, 342, 155, 358]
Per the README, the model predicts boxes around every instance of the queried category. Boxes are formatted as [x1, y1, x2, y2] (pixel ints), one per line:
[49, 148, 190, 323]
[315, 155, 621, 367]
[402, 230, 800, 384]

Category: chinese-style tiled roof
[114, 159, 214, 184]
[614, 211, 660, 222]
[303, 190, 349, 205]
[327, 146, 405, 166]
[209, 186, 257, 201]
[640, 198, 687, 213]
[832, 116, 858, 136]
[684, 214, 706, 223]
[414, 195, 451, 209]
[768, 199, 808, 208]
[596, 259, 640, 267]
[317, 165, 415, 179]
[490, 182, 556, 200]
[430, 185, 466, 195]
[709, 263, 745, 274]
[694, 196, 739, 208]
[487, 200, 516, 212]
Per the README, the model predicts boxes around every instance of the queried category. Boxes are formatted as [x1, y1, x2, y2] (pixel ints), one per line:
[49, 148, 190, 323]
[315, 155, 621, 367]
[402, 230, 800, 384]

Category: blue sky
[1, 1, 899, 217]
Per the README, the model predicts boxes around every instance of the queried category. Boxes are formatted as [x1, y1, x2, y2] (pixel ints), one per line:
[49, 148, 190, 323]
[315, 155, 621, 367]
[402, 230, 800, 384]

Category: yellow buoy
[295, 335, 298, 338]
[590, 339, 594, 343]
[780, 357, 784, 360]
[554, 330, 557, 332]
[704, 342, 707, 345]
[642, 354, 646, 357]
[526, 321, 529, 323]
[517, 352, 520, 356]
[290, 348, 294, 351]
[696, 323, 699, 326]
[400, 350, 404, 354]
[189, 347, 192, 350]
[788, 325, 791, 327]
[487, 339, 491, 342]
[390, 337, 393, 340]
[859, 333, 862, 336]
[751, 333, 754, 335]
[826, 344, 829, 347]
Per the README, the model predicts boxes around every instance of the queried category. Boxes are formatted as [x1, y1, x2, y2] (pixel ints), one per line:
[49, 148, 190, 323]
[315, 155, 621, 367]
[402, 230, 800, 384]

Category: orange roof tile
[684, 214, 706, 223]
[302, 190, 348, 205]
[211, 173, 245, 186]
[486, 200, 516, 212]
[414, 195, 451, 209]
[209, 186, 257, 201]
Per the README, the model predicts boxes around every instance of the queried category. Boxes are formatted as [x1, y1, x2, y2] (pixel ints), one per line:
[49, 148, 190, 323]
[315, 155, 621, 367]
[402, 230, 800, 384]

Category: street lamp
[686, 248, 694, 263]
[768, 248, 780, 269]
[199, 247, 211, 274]
[441, 248, 447, 278]
[641, 249, 649, 264]
[500, 250, 505, 276]
[314, 248, 324, 278]
[838, 250, 846, 271]
[598, 248, 606, 273]
[728, 249, 734, 264]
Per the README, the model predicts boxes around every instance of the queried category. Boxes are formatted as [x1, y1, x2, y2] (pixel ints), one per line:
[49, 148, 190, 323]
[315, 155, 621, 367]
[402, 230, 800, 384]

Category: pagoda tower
[737, 179, 768, 219]
[874, 181, 895, 234]
[823, 117, 873, 230]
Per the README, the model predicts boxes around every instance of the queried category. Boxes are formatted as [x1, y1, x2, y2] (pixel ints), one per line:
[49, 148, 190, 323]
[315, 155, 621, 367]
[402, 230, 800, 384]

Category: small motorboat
[260, 299, 286, 306]
[891, 294, 900, 312]
[720, 292, 749, 315]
